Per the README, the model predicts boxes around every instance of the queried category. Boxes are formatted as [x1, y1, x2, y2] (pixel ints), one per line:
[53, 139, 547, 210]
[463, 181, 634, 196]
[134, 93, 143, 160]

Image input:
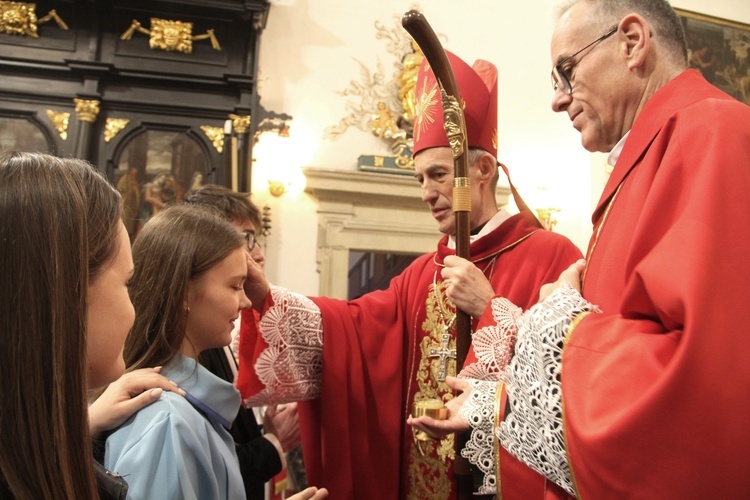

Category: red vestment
[560, 70, 750, 497]
[267, 211, 580, 499]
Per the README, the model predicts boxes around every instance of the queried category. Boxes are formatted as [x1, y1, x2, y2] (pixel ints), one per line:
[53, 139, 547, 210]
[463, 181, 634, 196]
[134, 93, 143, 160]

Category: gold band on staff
[453, 178, 471, 212]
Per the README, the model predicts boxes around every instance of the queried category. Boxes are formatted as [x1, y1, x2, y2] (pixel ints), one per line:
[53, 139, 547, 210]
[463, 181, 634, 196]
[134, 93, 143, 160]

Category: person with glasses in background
[183, 184, 306, 499]
[409, 0, 750, 498]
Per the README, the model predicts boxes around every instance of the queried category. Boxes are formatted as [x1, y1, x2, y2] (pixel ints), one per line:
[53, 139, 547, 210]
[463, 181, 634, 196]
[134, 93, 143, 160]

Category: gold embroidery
[418, 279, 457, 400]
[414, 79, 438, 142]
[407, 279, 456, 499]
[407, 230, 540, 498]
[428, 270, 456, 382]
[408, 451, 453, 499]
[495, 381, 505, 500]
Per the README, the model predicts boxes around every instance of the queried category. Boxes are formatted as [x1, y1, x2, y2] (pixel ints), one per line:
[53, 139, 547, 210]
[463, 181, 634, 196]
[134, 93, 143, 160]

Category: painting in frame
[114, 130, 209, 241]
[675, 8, 750, 105]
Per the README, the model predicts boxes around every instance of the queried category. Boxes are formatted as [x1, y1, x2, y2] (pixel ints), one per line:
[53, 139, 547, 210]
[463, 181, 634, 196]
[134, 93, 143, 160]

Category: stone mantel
[303, 167, 438, 298]
[304, 166, 428, 210]
[303, 167, 511, 298]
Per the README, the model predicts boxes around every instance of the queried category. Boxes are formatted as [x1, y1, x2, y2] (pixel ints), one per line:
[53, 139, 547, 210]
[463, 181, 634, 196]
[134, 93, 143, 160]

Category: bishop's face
[415, 146, 498, 236]
[414, 147, 456, 235]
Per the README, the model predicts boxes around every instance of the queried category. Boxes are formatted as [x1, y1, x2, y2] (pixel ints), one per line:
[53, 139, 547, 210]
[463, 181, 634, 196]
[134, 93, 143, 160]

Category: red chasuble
[292, 211, 580, 499]
[559, 70, 750, 497]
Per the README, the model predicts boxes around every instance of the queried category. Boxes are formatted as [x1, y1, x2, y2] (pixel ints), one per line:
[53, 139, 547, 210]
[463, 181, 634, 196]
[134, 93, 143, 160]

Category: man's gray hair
[555, 0, 688, 67]
[468, 148, 500, 190]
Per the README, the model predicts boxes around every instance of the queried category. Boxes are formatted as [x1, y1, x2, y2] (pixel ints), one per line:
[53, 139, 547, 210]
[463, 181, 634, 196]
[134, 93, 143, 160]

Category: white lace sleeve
[458, 379, 501, 494]
[459, 297, 521, 381]
[243, 285, 324, 407]
[455, 297, 521, 495]
[499, 282, 599, 496]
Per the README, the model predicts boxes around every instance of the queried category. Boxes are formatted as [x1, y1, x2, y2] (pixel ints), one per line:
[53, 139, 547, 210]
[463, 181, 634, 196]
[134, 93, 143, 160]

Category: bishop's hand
[407, 376, 472, 439]
[244, 251, 270, 312]
[441, 255, 495, 318]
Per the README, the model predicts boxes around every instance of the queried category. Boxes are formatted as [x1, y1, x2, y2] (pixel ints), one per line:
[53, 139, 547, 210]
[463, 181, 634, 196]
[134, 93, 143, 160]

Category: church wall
[252, 0, 750, 295]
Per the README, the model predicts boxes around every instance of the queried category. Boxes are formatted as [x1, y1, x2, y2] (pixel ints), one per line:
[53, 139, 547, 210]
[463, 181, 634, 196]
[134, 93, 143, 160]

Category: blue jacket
[105, 355, 244, 499]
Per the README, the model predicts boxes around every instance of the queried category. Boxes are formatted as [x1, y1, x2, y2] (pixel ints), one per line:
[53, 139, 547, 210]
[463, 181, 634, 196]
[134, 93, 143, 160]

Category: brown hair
[183, 183, 262, 230]
[0, 151, 121, 499]
[125, 204, 244, 371]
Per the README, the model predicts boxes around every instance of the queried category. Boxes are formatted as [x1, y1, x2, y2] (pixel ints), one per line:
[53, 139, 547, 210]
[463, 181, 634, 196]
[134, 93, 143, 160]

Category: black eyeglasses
[242, 231, 257, 251]
[552, 26, 617, 95]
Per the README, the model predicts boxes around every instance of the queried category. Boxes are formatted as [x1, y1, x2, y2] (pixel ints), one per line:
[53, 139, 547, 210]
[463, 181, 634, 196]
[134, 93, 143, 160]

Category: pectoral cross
[429, 331, 456, 381]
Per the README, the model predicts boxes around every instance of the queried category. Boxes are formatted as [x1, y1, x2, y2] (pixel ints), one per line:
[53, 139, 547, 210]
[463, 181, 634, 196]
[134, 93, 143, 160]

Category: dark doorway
[348, 251, 419, 300]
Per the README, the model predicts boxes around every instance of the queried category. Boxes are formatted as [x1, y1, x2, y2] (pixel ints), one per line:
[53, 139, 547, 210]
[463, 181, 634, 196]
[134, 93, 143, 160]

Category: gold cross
[428, 331, 456, 381]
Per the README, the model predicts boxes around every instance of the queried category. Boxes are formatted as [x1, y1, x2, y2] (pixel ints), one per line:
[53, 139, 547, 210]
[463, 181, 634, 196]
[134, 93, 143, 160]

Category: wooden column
[73, 98, 100, 160]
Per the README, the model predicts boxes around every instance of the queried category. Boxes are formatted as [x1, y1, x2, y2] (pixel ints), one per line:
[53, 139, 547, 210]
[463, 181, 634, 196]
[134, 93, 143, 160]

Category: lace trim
[459, 297, 521, 381]
[499, 282, 599, 496]
[457, 297, 521, 495]
[459, 379, 499, 494]
[244, 285, 324, 406]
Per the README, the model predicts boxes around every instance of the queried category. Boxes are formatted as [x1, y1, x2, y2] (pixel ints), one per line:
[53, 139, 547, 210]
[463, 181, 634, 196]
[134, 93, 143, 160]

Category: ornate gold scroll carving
[0, 1, 68, 37]
[45, 109, 70, 140]
[74, 99, 100, 123]
[120, 17, 221, 54]
[200, 125, 225, 153]
[104, 118, 130, 143]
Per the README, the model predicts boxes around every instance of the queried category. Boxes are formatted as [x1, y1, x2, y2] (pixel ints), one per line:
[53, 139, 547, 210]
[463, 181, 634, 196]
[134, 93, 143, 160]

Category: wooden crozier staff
[402, 9, 474, 499]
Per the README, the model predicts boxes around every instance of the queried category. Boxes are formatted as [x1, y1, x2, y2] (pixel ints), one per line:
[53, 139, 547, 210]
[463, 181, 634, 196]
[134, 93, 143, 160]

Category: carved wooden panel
[0, 0, 270, 193]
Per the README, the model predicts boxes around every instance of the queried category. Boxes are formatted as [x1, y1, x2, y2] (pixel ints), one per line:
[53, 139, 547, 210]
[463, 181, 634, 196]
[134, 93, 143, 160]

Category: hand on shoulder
[88, 367, 186, 438]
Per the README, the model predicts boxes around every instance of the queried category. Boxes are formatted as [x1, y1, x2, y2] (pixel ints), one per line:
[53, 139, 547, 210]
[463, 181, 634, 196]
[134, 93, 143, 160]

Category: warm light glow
[536, 207, 561, 231]
[252, 131, 307, 199]
[268, 179, 288, 197]
[526, 185, 563, 231]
